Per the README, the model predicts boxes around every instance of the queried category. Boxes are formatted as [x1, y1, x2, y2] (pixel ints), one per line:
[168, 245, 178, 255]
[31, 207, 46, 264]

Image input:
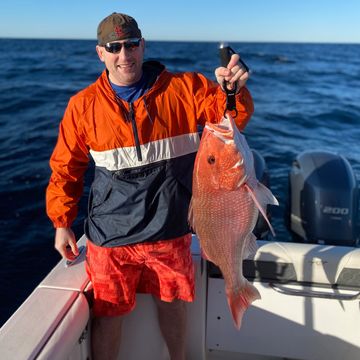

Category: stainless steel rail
[269, 283, 360, 300]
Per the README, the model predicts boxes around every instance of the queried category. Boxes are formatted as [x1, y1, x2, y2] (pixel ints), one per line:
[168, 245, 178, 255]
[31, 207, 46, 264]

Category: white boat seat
[208, 240, 360, 289]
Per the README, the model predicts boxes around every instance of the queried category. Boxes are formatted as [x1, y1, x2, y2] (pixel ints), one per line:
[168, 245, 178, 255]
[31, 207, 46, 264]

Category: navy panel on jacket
[84, 153, 195, 247]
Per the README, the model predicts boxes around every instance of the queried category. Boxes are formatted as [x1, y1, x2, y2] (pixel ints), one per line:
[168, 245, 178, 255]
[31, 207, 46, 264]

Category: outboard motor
[286, 150, 359, 246]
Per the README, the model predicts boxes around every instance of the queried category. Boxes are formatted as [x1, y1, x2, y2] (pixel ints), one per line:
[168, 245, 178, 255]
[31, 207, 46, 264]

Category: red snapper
[189, 115, 278, 329]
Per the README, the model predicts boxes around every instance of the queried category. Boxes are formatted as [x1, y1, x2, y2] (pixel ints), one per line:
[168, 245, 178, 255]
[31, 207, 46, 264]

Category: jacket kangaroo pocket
[91, 161, 166, 219]
[86, 159, 192, 246]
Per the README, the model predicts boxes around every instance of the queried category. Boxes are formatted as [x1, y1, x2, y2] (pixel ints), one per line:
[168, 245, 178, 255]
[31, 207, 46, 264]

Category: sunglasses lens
[105, 43, 122, 53]
[105, 39, 141, 54]
[124, 39, 141, 50]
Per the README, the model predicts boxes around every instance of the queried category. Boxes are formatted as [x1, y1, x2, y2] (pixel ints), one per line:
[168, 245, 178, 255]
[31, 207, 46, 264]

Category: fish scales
[194, 189, 257, 282]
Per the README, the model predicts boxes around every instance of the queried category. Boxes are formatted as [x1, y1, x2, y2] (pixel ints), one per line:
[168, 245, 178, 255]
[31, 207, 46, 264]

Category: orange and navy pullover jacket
[46, 61, 254, 247]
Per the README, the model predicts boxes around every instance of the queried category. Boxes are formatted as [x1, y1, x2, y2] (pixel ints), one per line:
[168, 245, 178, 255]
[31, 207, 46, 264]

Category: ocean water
[0, 39, 359, 326]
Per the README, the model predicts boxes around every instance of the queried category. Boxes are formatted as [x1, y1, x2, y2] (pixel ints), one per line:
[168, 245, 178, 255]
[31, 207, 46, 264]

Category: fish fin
[200, 248, 211, 261]
[188, 198, 196, 232]
[243, 232, 258, 260]
[244, 183, 278, 237]
[255, 182, 279, 206]
[226, 280, 261, 330]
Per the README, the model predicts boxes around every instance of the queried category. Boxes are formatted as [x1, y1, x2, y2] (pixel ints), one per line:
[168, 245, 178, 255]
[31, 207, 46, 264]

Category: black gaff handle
[219, 43, 238, 117]
[219, 42, 234, 67]
[219, 43, 249, 71]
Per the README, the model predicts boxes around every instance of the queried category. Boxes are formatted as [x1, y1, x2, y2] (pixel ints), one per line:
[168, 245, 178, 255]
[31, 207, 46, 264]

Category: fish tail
[226, 280, 261, 330]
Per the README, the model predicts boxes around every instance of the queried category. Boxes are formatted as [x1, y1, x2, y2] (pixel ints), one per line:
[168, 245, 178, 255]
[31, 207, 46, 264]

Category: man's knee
[92, 314, 124, 332]
[153, 297, 185, 310]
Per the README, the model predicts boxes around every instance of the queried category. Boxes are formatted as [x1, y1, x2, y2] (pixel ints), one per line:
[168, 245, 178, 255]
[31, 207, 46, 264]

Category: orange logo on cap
[114, 25, 124, 37]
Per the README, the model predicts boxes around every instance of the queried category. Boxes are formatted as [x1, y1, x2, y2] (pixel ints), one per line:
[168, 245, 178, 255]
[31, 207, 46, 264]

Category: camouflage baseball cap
[97, 13, 142, 45]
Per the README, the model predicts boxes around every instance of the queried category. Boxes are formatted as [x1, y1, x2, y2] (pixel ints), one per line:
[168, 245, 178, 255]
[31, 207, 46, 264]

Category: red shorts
[85, 234, 195, 317]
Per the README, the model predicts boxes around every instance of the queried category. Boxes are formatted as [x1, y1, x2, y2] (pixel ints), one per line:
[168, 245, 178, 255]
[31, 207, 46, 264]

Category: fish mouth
[204, 115, 236, 143]
[205, 116, 249, 188]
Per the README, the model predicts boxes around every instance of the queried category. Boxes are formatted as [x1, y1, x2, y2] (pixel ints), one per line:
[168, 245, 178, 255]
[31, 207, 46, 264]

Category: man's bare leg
[153, 297, 187, 360]
[91, 315, 123, 360]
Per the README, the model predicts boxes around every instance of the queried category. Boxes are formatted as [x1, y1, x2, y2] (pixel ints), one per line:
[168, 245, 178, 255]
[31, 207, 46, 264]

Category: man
[46, 12, 253, 360]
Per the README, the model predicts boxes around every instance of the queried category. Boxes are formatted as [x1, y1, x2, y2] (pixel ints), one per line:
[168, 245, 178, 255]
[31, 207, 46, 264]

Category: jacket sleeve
[46, 97, 89, 228]
[192, 72, 254, 131]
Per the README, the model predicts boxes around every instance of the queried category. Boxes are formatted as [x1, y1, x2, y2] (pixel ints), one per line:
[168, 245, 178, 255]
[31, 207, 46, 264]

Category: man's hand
[215, 54, 250, 92]
[55, 227, 79, 261]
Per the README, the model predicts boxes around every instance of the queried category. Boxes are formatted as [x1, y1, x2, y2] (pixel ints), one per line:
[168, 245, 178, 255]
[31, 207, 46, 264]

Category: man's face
[96, 38, 145, 86]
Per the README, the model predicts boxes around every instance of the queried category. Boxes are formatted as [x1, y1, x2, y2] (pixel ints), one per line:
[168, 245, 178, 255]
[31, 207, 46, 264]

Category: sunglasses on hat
[104, 38, 142, 54]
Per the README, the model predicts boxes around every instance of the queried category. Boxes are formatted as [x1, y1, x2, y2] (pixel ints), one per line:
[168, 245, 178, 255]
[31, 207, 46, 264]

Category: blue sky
[1, 0, 359, 43]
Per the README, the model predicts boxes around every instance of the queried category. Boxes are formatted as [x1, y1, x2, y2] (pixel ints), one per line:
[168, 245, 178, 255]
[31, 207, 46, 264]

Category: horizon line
[0, 36, 359, 46]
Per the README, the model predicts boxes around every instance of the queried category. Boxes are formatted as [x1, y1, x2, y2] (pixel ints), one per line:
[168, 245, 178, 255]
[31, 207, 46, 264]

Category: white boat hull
[1, 235, 360, 360]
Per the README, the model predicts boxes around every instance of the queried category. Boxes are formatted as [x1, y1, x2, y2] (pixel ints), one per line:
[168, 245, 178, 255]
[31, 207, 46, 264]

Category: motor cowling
[286, 150, 359, 246]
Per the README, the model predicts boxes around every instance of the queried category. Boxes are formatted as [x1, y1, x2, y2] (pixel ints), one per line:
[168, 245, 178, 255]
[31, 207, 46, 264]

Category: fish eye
[207, 155, 216, 164]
